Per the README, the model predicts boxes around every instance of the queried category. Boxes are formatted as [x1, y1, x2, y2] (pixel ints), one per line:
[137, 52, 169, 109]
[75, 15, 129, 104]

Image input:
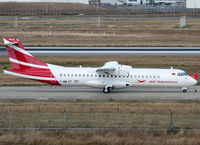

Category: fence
[0, 6, 200, 16]
[0, 106, 200, 130]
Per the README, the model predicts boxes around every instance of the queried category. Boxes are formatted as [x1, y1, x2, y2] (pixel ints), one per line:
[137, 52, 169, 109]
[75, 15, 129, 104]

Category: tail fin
[3, 37, 60, 85]
[3, 37, 47, 69]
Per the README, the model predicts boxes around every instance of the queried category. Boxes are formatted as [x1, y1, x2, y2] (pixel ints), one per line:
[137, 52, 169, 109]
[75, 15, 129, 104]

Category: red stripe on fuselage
[5, 69, 60, 86]
[189, 74, 198, 80]
[137, 80, 145, 83]
[7, 68, 54, 78]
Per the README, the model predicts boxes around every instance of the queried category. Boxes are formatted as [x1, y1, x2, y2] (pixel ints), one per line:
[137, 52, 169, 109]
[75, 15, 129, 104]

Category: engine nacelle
[97, 61, 132, 77]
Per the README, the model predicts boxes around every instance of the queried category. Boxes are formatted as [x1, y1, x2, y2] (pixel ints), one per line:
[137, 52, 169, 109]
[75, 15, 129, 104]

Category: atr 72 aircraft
[3, 37, 198, 93]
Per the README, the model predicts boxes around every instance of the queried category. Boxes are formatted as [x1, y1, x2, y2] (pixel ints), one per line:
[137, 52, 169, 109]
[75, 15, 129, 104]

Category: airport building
[100, 0, 181, 5]
[0, 0, 183, 5]
[155, 0, 182, 4]
[100, 0, 147, 5]
[124, 0, 148, 5]
[100, 0, 124, 5]
[186, 0, 200, 8]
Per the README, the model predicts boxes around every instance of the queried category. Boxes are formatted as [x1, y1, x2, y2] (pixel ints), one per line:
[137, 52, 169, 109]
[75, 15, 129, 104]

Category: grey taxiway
[1, 47, 200, 56]
[0, 86, 199, 101]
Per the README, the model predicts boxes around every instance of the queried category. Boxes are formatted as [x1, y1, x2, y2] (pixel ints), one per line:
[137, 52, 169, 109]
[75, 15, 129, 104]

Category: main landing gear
[182, 87, 187, 93]
[103, 85, 113, 93]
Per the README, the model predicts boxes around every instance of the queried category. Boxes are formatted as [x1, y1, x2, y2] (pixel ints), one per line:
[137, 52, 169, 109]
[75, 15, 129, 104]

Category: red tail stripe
[10, 62, 37, 70]
[6, 45, 21, 69]
[6, 46, 47, 66]
[10, 62, 21, 70]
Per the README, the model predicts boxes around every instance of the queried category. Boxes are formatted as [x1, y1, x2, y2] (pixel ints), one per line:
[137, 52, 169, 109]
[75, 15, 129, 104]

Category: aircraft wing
[96, 61, 118, 74]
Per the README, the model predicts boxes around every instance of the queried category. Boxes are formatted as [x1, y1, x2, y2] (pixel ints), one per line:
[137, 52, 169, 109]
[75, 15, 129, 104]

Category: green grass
[173, 25, 193, 29]
[0, 22, 9, 26]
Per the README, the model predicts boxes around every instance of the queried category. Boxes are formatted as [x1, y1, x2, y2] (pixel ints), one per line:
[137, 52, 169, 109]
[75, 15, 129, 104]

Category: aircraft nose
[191, 78, 198, 85]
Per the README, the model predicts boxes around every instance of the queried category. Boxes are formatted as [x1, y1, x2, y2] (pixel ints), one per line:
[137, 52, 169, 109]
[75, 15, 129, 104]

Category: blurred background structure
[0, 0, 186, 6]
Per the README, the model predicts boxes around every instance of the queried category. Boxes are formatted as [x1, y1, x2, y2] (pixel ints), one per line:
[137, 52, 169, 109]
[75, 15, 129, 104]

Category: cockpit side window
[178, 72, 188, 76]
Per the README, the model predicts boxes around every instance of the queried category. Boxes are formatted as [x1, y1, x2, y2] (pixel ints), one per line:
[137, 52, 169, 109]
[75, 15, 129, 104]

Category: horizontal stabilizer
[3, 38, 19, 45]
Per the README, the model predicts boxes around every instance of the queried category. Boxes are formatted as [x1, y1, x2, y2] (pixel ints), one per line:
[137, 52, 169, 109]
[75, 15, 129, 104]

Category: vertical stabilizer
[3, 37, 47, 69]
[3, 37, 60, 86]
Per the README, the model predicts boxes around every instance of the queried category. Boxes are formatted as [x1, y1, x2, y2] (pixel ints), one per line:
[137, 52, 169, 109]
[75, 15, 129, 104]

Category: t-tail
[3, 37, 60, 85]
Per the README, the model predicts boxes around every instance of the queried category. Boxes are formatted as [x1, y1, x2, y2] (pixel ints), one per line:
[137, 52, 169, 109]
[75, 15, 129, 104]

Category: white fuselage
[48, 64, 197, 89]
[3, 37, 197, 93]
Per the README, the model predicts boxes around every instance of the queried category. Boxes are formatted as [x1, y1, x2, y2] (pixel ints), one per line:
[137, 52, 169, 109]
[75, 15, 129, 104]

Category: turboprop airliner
[3, 37, 198, 93]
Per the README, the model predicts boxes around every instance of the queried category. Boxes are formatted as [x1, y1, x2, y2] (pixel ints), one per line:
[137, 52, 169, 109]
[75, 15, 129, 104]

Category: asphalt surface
[1, 47, 200, 56]
[0, 86, 199, 101]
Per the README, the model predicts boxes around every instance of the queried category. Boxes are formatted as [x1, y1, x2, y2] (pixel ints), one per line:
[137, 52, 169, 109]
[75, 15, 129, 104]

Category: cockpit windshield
[177, 72, 188, 76]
